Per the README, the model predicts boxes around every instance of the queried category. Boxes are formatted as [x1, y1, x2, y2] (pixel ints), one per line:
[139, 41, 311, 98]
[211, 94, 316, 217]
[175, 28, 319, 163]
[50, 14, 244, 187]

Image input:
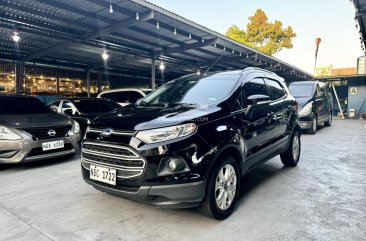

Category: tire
[324, 113, 332, 127]
[307, 116, 317, 134]
[198, 157, 240, 220]
[280, 130, 301, 167]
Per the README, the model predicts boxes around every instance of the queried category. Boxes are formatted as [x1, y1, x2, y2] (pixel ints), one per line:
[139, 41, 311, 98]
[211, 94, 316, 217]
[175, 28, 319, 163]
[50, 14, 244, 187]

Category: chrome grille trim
[82, 148, 141, 160]
[87, 128, 136, 136]
[81, 141, 145, 179]
[81, 160, 143, 179]
[81, 154, 145, 169]
[82, 141, 140, 158]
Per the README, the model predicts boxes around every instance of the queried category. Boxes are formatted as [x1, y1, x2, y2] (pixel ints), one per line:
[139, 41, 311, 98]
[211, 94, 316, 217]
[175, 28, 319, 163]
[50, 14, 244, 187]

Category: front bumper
[298, 120, 313, 129]
[298, 115, 313, 130]
[83, 171, 206, 208]
[0, 131, 80, 164]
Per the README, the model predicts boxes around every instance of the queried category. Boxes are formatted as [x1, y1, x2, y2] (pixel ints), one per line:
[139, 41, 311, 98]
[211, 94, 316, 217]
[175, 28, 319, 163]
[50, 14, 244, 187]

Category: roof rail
[242, 67, 279, 76]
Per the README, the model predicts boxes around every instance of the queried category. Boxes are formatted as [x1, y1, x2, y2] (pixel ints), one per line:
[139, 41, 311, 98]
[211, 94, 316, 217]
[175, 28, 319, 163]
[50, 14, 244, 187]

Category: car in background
[81, 68, 301, 220]
[97, 88, 152, 106]
[0, 95, 80, 164]
[289, 81, 333, 134]
[48, 98, 120, 136]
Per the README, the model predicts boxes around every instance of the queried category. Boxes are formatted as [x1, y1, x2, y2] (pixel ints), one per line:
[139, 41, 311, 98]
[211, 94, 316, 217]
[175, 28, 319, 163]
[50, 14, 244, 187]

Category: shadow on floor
[0, 152, 79, 171]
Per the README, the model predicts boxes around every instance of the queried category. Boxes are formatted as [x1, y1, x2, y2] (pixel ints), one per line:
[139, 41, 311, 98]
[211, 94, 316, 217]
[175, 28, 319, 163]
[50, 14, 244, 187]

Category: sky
[150, 0, 363, 74]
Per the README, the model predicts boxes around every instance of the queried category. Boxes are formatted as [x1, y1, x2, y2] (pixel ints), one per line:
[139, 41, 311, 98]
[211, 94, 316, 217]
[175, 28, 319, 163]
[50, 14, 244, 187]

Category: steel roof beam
[33, 0, 114, 24]
[24, 10, 155, 61]
[164, 38, 218, 55]
[0, 1, 97, 32]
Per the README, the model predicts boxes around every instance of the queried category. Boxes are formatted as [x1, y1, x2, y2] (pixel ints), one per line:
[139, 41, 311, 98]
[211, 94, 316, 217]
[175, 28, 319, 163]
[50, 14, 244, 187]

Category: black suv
[81, 67, 301, 220]
[289, 81, 333, 134]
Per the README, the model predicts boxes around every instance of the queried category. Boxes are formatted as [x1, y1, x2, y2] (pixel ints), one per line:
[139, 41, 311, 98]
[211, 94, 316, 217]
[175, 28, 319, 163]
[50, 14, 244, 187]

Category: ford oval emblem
[101, 128, 113, 137]
[48, 130, 56, 136]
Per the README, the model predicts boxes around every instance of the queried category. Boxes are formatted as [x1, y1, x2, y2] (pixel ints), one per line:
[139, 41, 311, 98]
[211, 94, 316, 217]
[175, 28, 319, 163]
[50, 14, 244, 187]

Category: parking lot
[1, 118, 365, 241]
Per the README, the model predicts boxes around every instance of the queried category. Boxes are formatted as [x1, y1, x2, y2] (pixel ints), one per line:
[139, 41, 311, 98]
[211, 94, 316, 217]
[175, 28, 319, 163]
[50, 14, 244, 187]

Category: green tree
[225, 9, 296, 55]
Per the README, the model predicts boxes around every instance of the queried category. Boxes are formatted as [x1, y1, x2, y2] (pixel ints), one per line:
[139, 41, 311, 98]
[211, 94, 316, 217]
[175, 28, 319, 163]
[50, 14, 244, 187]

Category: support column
[151, 58, 156, 90]
[56, 77, 60, 94]
[86, 70, 91, 97]
[15, 61, 24, 94]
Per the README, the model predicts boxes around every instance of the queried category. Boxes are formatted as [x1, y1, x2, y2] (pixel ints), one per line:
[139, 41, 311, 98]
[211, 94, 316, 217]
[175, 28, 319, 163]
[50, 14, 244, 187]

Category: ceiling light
[102, 50, 109, 60]
[12, 32, 20, 42]
[109, 0, 113, 13]
[197, 69, 201, 75]
[174, 27, 177, 35]
[136, 12, 140, 20]
[156, 21, 160, 29]
[188, 33, 192, 39]
[202, 38, 205, 43]
[159, 61, 165, 70]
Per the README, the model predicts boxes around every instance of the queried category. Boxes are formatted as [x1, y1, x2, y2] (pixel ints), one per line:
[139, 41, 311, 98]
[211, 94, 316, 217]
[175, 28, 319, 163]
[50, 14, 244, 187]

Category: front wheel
[307, 116, 317, 134]
[324, 113, 332, 127]
[280, 130, 301, 167]
[198, 157, 240, 220]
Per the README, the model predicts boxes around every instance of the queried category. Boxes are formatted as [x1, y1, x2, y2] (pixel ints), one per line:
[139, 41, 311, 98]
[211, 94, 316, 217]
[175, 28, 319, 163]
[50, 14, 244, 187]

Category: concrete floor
[1, 119, 365, 241]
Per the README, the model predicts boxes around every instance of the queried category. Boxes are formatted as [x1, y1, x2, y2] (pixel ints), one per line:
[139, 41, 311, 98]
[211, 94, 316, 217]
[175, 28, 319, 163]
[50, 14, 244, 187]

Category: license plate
[90, 165, 116, 185]
[42, 140, 64, 151]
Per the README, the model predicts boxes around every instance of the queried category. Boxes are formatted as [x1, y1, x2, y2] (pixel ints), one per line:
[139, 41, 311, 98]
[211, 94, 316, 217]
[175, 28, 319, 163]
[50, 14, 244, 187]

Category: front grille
[81, 141, 145, 179]
[83, 143, 136, 158]
[28, 143, 74, 157]
[22, 125, 72, 140]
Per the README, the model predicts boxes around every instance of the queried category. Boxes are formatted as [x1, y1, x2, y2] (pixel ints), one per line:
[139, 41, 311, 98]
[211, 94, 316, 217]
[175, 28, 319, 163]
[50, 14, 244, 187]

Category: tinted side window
[0, 97, 30, 115]
[100, 92, 117, 102]
[129, 92, 144, 103]
[244, 78, 268, 99]
[28, 97, 52, 114]
[114, 92, 131, 103]
[49, 101, 60, 111]
[266, 78, 286, 100]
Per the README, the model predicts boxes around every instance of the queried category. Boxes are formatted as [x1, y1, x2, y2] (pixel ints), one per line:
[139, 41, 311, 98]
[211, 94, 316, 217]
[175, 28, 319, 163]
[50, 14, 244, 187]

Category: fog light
[167, 158, 187, 172]
[168, 160, 177, 171]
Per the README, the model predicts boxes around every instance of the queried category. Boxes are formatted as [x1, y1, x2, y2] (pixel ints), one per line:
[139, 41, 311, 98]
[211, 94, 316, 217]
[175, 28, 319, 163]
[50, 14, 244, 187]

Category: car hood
[91, 104, 225, 131]
[295, 97, 312, 110]
[0, 113, 73, 129]
[79, 112, 110, 120]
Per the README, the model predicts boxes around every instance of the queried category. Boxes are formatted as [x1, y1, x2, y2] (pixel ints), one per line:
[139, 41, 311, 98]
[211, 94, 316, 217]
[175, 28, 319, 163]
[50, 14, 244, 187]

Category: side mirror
[136, 98, 143, 106]
[247, 94, 271, 105]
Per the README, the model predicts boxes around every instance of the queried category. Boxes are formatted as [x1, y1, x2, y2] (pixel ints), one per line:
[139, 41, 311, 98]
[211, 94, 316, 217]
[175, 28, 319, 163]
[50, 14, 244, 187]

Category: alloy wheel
[215, 164, 237, 211]
[292, 135, 300, 161]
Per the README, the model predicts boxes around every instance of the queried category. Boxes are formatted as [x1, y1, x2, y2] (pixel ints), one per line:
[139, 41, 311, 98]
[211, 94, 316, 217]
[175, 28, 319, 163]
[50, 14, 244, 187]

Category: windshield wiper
[168, 102, 198, 108]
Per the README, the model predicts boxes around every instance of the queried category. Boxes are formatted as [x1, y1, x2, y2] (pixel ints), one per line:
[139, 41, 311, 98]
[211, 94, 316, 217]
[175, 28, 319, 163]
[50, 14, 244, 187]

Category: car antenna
[204, 55, 223, 75]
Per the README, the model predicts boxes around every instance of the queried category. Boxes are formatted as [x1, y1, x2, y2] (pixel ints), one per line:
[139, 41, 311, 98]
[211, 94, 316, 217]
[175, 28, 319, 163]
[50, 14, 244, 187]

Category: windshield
[141, 74, 239, 106]
[0, 96, 52, 115]
[289, 84, 314, 98]
[73, 99, 120, 113]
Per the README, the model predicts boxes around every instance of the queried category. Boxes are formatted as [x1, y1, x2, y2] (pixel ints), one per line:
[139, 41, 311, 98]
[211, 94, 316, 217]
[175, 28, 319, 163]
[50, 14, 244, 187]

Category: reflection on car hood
[295, 97, 312, 110]
[0, 113, 73, 129]
[91, 104, 224, 131]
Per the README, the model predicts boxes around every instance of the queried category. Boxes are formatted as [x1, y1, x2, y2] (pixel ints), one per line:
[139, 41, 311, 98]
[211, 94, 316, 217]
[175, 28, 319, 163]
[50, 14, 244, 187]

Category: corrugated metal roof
[353, 0, 366, 54]
[0, 0, 313, 81]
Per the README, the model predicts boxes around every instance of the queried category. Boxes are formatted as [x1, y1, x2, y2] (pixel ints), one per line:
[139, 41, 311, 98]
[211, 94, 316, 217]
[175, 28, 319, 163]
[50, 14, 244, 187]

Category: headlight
[136, 123, 197, 144]
[0, 125, 22, 140]
[299, 102, 313, 117]
[72, 121, 80, 134]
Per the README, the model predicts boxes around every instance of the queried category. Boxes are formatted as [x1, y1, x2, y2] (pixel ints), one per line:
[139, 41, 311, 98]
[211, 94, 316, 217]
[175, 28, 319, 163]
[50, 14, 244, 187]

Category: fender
[200, 141, 247, 180]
